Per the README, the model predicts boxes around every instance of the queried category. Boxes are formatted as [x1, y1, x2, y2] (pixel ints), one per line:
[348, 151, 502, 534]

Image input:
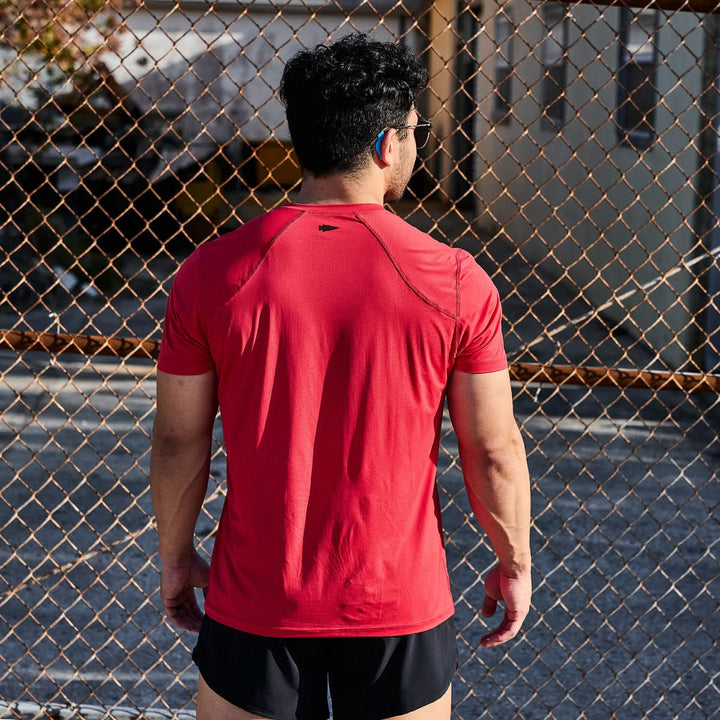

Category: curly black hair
[279, 33, 428, 177]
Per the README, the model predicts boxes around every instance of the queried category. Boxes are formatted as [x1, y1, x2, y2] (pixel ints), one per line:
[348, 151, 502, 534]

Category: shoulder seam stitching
[357, 212, 456, 320]
[455, 250, 462, 320]
[452, 250, 461, 360]
[206, 209, 305, 314]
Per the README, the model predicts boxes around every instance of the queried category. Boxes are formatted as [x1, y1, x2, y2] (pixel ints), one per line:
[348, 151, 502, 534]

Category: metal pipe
[2, 329, 719, 393]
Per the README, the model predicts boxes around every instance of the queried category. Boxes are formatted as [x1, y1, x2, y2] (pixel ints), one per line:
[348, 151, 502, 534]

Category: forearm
[459, 424, 531, 574]
[150, 433, 212, 563]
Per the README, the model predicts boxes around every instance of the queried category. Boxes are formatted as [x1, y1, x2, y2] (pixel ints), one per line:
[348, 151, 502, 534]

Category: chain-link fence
[1, 1, 718, 718]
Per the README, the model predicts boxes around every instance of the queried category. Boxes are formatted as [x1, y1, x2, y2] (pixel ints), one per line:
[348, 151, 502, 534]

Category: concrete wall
[474, 1, 707, 369]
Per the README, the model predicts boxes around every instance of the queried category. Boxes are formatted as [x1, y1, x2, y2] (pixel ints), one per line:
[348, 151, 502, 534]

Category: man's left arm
[150, 369, 218, 632]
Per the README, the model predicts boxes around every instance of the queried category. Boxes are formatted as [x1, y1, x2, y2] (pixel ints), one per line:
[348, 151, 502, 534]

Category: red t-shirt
[158, 203, 507, 637]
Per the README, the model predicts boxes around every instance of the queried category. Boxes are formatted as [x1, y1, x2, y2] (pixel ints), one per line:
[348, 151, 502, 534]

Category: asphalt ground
[1, 353, 717, 719]
[1, 208, 719, 719]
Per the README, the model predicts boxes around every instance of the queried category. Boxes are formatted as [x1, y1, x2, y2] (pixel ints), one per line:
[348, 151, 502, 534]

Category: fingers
[480, 610, 525, 648]
[481, 566, 501, 618]
[481, 593, 498, 618]
[160, 553, 210, 632]
[165, 597, 204, 632]
[162, 585, 205, 632]
[479, 565, 532, 648]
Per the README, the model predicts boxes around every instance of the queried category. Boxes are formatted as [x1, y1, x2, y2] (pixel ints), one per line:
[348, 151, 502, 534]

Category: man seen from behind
[150, 32, 532, 720]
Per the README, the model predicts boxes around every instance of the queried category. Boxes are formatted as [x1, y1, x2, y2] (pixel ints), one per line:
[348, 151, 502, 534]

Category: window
[493, 11, 514, 124]
[617, 8, 659, 149]
[541, 3, 568, 130]
[452, 2, 483, 206]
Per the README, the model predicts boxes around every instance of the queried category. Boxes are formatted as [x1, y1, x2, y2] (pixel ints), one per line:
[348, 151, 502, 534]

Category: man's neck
[292, 170, 385, 206]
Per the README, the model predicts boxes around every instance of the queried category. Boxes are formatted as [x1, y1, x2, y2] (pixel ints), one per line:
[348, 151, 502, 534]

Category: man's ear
[375, 128, 396, 167]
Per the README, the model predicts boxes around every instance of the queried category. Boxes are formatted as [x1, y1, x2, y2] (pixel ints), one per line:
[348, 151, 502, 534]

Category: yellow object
[176, 160, 224, 219]
[253, 141, 301, 187]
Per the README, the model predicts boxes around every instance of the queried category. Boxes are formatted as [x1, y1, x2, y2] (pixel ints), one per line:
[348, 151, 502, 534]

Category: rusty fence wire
[1, 0, 719, 718]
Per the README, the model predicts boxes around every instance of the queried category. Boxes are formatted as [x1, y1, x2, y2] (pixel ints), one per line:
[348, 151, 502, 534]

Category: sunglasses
[374, 121, 433, 156]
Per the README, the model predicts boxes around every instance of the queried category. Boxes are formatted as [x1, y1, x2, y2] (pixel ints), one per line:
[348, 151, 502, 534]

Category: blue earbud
[375, 130, 386, 158]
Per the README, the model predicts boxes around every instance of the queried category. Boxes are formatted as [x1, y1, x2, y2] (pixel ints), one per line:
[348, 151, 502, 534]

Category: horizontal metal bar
[2, 329, 719, 393]
[0, 701, 196, 720]
[0, 329, 160, 361]
[510, 362, 720, 393]
[558, 0, 720, 14]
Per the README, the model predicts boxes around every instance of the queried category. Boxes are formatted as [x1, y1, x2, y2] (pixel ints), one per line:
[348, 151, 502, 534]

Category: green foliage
[0, 0, 126, 78]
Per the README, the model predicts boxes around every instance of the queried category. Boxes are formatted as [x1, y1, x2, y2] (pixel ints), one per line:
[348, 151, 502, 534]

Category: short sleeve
[157, 250, 215, 375]
[454, 250, 508, 373]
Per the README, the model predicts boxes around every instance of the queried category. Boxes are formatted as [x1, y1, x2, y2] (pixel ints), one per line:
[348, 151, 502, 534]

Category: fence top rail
[558, 0, 720, 13]
[0, 329, 160, 361]
[510, 362, 720, 393]
[2, 329, 719, 393]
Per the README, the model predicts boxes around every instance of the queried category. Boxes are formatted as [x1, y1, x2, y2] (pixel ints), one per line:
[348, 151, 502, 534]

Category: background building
[471, 0, 720, 371]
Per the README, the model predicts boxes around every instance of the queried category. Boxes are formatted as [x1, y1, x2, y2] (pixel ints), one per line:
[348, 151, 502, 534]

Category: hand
[480, 564, 532, 648]
[160, 550, 210, 632]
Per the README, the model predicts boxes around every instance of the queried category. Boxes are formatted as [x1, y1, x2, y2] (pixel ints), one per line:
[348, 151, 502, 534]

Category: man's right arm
[447, 368, 532, 648]
[150, 369, 218, 632]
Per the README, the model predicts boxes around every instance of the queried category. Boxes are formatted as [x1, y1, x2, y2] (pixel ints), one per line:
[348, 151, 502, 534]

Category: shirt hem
[453, 359, 508, 374]
[156, 360, 215, 375]
[203, 605, 456, 638]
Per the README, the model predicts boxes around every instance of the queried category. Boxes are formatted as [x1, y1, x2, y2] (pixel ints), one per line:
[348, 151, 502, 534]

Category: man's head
[279, 33, 428, 182]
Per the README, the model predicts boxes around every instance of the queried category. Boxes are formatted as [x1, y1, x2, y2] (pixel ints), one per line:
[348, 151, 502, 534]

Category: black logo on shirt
[318, 225, 339, 232]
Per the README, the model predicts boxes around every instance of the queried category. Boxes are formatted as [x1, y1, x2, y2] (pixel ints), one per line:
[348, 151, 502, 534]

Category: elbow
[151, 420, 211, 452]
[151, 430, 185, 458]
[152, 427, 181, 450]
[458, 421, 526, 462]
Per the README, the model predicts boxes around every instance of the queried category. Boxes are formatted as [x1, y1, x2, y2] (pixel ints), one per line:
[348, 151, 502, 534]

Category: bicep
[153, 370, 218, 443]
[447, 369, 518, 450]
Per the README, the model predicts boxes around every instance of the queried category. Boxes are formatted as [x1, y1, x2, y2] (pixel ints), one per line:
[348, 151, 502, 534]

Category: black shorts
[192, 615, 457, 720]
